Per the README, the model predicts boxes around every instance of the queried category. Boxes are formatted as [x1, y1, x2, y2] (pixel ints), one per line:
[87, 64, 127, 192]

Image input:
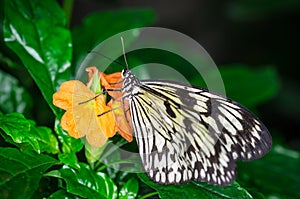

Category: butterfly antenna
[88, 51, 127, 68]
[121, 36, 129, 70]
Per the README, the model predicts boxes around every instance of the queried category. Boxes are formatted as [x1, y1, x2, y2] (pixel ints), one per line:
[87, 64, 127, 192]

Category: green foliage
[188, 64, 280, 108]
[48, 190, 83, 199]
[55, 119, 83, 168]
[218, 65, 279, 108]
[0, 147, 59, 199]
[0, 112, 59, 153]
[4, 0, 72, 115]
[119, 177, 139, 199]
[0, 70, 33, 114]
[238, 144, 300, 198]
[0, 0, 298, 198]
[72, 8, 156, 70]
[138, 173, 254, 199]
[45, 163, 118, 199]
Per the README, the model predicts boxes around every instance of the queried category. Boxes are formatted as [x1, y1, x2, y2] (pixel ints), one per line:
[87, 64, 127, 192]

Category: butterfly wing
[128, 80, 271, 186]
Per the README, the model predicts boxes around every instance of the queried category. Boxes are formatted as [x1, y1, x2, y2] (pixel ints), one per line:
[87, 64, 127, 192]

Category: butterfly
[114, 68, 272, 186]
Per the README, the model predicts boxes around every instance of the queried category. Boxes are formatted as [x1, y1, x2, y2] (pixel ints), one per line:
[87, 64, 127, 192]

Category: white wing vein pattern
[123, 72, 271, 186]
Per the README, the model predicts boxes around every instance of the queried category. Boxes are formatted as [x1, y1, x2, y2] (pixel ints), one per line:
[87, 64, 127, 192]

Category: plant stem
[62, 0, 74, 27]
[139, 192, 159, 199]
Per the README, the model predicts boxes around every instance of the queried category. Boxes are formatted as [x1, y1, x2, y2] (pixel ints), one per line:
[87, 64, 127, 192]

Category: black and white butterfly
[118, 68, 272, 186]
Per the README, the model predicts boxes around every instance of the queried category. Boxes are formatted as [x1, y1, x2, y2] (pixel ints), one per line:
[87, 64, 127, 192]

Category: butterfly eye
[121, 69, 126, 78]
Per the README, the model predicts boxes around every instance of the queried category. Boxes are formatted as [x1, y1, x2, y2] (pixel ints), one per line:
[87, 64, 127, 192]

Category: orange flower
[53, 67, 133, 147]
[108, 100, 133, 142]
[53, 80, 115, 147]
[86, 67, 133, 142]
[99, 71, 123, 100]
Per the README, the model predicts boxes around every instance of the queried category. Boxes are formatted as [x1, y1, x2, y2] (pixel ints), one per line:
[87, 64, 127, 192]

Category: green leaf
[216, 65, 279, 107]
[97, 139, 142, 178]
[0, 112, 35, 149]
[138, 173, 253, 199]
[245, 190, 266, 199]
[99, 138, 128, 162]
[72, 8, 156, 69]
[97, 140, 124, 178]
[30, 124, 59, 154]
[55, 119, 83, 167]
[85, 141, 107, 166]
[0, 112, 59, 154]
[0, 70, 33, 114]
[48, 190, 83, 199]
[190, 65, 279, 108]
[46, 163, 118, 199]
[3, 0, 72, 115]
[0, 147, 59, 199]
[119, 177, 139, 199]
[58, 152, 79, 169]
[238, 144, 300, 198]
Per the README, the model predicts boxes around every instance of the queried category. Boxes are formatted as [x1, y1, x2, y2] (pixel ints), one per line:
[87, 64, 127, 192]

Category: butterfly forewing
[121, 70, 272, 186]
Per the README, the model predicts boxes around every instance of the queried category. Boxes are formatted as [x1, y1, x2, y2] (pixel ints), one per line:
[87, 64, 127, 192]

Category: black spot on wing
[164, 101, 176, 118]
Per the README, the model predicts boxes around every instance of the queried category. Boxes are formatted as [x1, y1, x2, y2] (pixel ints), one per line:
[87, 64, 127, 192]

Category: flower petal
[99, 71, 124, 100]
[61, 110, 82, 138]
[53, 69, 134, 146]
[98, 71, 134, 142]
[108, 100, 133, 142]
[94, 95, 116, 138]
[54, 80, 115, 147]
[53, 80, 79, 110]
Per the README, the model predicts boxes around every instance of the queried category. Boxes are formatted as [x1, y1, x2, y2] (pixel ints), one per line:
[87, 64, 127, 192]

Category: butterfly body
[120, 69, 272, 186]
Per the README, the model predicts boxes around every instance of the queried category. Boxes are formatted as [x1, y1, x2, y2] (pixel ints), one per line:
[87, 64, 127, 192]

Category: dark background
[70, 0, 300, 149]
